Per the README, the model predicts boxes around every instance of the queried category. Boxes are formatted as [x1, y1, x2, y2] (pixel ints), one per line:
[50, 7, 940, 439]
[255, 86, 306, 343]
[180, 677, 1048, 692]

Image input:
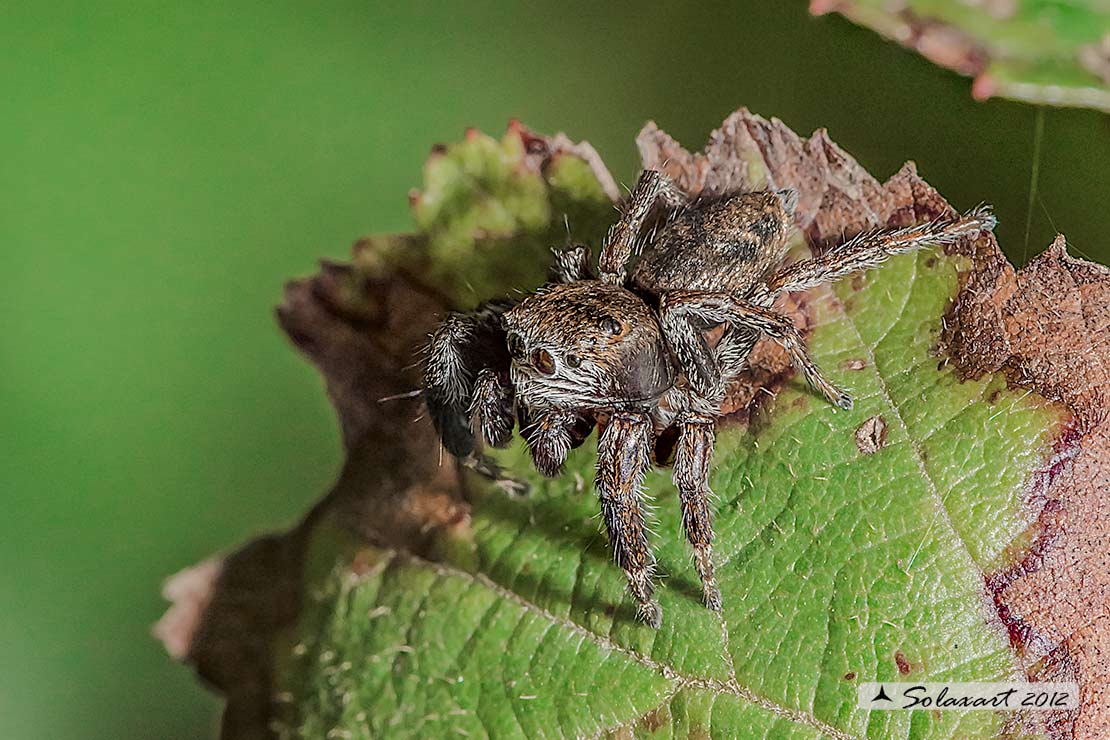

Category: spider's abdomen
[630, 190, 794, 296]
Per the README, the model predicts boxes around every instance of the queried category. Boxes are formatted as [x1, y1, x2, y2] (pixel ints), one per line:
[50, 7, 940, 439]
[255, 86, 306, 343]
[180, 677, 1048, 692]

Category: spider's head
[502, 281, 675, 411]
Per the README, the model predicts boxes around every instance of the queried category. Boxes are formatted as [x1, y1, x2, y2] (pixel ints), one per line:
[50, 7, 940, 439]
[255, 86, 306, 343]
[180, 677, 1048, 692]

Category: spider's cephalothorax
[424, 170, 995, 627]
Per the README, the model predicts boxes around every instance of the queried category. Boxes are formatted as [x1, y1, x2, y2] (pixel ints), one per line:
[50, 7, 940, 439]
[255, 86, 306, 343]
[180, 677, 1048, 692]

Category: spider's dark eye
[599, 317, 624, 337]
[507, 332, 526, 359]
[565, 353, 581, 369]
[531, 349, 556, 376]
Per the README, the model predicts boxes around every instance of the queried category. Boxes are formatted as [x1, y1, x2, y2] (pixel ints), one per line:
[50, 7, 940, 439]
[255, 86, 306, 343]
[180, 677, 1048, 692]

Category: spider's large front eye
[564, 353, 581, 369]
[507, 332, 526, 359]
[531, 349, 556, 376]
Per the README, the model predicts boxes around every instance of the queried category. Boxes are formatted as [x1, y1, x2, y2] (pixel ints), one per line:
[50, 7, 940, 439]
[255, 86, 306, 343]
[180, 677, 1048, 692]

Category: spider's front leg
[596, 411, 661, 627]
[424, 300, 515, 457]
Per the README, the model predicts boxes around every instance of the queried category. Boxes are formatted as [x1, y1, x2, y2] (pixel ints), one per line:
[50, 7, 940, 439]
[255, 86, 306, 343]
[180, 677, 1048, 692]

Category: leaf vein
[830, 266, 1024, 679]
[395, 551, 862, 740]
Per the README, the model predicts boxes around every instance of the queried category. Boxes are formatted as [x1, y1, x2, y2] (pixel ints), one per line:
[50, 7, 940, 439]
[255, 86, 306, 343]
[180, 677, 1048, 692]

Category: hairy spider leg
[661, 290, 854, 410]
[599, 169, 688, 283]
[713, 325, 762, 387]
[656, 288, 852, 610]
[596, 412, 661, 627]
[424, 299, 516, 457]
[707, 206, 997, 390]
[761, 206, 995, 297]
[673, 416, 722, 610]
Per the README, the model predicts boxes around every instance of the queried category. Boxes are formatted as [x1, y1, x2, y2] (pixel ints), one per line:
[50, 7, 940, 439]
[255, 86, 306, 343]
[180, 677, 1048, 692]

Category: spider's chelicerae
[424, 170, 994, 627]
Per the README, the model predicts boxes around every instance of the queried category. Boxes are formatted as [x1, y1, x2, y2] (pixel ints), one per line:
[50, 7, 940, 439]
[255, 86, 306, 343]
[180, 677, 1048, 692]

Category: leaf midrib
[400, 549, 860, 740]
[832, 258, 991, 579]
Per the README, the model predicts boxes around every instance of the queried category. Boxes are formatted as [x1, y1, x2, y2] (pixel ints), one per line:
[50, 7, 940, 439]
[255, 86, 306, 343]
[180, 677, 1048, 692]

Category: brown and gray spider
[424, 170, 994, 627]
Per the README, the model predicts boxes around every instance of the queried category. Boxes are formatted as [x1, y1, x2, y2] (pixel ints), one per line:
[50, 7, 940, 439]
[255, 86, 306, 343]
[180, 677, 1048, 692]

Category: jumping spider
[424, 170, 994, 627]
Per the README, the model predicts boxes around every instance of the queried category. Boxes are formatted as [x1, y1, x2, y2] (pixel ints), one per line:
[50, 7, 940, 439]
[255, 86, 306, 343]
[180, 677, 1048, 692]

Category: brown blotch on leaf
[843, 671, 857, 681]
[895, 650, 912, 675]
[842, 358, 867, 371]
[639, 707, 668, 732]
[855, 415, 888, 455]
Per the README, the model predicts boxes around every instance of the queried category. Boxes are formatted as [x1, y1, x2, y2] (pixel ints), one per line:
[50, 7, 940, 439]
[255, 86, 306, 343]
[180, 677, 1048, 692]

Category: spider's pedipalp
[469, 368, 514, 449]
[521, 408, 577, 477]
[596, 411, 660, 627]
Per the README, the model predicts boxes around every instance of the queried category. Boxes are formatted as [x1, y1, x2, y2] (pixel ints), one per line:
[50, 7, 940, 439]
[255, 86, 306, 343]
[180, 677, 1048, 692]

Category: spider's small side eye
[565, 353, 581, 369]
[507, 332, 526, 359]
[599, 317, 624, 336]
[532, 349, 556, 376]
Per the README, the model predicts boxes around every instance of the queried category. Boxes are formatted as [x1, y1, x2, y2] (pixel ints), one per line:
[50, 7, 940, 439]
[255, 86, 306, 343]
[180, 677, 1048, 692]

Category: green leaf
[405, 126, 616, 307]
[813, 0, 1110, 113]
[269, 119, 1070, 739]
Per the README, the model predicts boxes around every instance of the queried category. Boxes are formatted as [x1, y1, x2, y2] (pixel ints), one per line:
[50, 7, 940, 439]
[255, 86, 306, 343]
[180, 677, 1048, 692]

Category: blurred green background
[2, 1, 1107, 738]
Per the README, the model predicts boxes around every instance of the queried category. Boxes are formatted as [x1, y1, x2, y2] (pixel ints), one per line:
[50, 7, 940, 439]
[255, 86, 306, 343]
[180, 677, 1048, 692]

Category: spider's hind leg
[596, 411, 661, 627]
[599, 169, 688, 284]
[762, 205, 995, 297]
